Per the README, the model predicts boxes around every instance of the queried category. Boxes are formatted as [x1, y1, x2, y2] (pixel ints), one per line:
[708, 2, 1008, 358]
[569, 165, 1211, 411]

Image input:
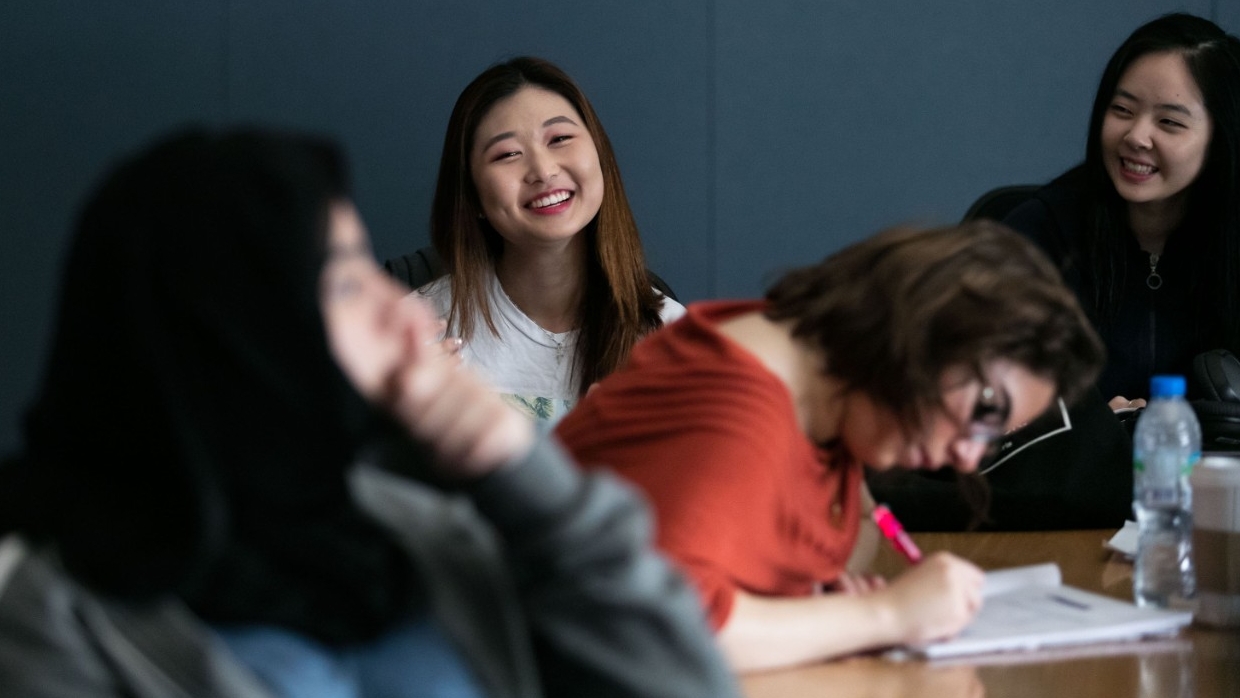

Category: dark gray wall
[1, 1, 1230, 453]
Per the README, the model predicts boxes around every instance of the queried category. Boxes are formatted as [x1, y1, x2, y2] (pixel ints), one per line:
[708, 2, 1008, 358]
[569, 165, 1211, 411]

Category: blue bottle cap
[1149, 374, 1187, 398]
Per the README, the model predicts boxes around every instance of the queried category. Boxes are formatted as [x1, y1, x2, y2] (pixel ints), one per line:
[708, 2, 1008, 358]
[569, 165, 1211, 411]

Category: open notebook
[901, 563, 1192, 660]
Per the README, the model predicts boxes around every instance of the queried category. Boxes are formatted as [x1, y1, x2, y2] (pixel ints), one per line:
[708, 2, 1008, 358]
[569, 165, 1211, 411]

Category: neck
[495, 238, 586, 333]
[1126, 195, 1187, 255]
[715, 312, 841, 443]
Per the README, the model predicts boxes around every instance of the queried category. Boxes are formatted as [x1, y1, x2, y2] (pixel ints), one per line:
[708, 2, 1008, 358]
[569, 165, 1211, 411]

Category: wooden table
[741, 530, 1240, 698]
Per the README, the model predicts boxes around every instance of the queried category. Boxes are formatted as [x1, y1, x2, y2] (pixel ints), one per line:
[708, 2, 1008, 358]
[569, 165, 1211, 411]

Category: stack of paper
[906, 563, 1191, 659]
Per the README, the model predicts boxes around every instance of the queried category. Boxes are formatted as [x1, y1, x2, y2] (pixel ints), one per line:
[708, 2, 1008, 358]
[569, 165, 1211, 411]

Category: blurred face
[839, 360, 1056, 473]
[469, 86, 604, 248]
[1101, 51, 1212, 214]
[320, 200, 418, 402]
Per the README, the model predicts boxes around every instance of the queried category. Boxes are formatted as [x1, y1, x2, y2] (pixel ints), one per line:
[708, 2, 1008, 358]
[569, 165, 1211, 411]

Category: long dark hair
[1081, 12, 1240, 353]
[429, 56, 663, 396]
[9, 129, 412, 644]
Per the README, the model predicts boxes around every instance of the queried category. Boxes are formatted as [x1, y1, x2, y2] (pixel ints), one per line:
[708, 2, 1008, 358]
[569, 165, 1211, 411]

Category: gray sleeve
[468, 437, 741, 698]
[0, 536, 274, 698]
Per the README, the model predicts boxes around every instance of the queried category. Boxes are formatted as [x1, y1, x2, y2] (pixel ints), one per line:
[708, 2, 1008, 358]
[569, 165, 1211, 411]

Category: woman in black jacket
[1004, 12, 1240, 406]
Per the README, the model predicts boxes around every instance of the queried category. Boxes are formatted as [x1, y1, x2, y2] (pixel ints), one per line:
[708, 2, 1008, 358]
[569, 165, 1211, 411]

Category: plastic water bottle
[1132, 375, 1200, 609]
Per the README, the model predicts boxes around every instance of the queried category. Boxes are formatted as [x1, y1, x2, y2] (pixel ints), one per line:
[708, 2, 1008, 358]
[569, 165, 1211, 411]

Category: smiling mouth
[1121, 158, 1157, 176]
[528, 190, 573, 209]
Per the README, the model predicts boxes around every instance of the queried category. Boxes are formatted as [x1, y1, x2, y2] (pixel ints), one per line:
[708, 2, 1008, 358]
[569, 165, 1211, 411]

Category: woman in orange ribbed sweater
[556, 221, 1104, 672]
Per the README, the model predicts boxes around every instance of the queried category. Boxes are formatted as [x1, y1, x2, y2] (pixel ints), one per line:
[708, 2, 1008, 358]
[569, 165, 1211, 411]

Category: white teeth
[530, 191, 571, 209]
[1122, 159, 1156, 175]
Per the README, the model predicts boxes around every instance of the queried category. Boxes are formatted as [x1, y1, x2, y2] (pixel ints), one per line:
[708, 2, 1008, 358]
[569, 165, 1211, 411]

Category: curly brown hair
[765, 221, 1105, 434]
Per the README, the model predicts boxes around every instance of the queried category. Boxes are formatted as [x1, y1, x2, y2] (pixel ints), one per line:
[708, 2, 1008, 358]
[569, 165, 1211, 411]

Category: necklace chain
[542, 329, 567, 365]
[1147, 253, 1163, 290]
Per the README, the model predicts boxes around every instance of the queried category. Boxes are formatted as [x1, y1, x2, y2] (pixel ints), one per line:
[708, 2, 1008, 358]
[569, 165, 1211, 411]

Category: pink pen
[872, 504, 923, 564]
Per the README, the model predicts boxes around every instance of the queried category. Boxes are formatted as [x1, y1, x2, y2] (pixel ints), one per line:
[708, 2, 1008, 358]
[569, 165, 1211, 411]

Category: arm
[384, 297, 739, 698]
[845, 484, 881, 573]
[469, 438, 740, 698]
[0, 535, 275, 698]
[717, 552, 984, 673]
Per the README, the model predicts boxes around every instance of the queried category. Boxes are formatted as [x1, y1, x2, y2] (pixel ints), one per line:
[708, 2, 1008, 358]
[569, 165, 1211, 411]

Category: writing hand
[877, 552, 984, 644]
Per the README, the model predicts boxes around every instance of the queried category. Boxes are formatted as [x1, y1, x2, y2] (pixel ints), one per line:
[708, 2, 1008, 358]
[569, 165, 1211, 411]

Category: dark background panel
[2, 1, 226, 455]
[711, 0, 1213, 296]
[223, 0, 715, 290]
[0, 0, 1229, 453]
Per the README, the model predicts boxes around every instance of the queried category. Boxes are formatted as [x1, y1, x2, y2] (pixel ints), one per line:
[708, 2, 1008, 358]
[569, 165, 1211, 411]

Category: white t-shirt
[415, 272, 686, 423]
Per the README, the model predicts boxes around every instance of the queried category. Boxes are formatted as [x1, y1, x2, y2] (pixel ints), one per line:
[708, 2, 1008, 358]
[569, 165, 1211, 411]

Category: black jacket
[1003, 166, 1207, 401]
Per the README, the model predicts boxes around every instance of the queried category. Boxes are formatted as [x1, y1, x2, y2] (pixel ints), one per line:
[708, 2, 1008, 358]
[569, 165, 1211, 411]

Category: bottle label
[1133, 451, 1200, 477]
[1183, 451, 1201, 476]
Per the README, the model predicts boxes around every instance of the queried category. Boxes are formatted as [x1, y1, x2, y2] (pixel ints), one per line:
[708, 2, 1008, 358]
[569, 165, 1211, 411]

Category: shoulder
[415, 275, 451, 299]
[559, 303, 801, 466]
[1002, 165, 1089, 261]
[655, 293, 687, 324]
[413, 275, 455, 317]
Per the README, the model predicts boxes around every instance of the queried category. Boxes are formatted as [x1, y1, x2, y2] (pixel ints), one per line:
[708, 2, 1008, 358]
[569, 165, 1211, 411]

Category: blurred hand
[436, 318, 464, 358]
[385, 296, 534, 478]
[439, 336, 464, 358]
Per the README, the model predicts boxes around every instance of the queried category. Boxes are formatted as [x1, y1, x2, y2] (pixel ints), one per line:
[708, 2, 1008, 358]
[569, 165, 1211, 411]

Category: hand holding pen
[867, 503, 986, 643]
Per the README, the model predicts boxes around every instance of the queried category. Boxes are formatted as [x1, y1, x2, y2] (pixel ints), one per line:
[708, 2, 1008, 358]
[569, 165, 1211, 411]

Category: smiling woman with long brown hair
[417, 56, 682, 421]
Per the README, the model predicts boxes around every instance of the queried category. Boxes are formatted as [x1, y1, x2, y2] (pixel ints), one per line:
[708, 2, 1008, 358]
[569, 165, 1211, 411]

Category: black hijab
[6, 129, 412, 644]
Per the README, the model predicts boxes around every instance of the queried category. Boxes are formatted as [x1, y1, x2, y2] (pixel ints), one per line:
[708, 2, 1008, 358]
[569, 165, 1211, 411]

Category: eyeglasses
[965, 383, 1011, 448]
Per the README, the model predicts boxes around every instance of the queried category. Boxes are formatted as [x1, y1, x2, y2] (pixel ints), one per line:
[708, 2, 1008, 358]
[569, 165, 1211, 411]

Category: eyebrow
[1114, 88, 1197, 118]
[478, 115, 582, 152]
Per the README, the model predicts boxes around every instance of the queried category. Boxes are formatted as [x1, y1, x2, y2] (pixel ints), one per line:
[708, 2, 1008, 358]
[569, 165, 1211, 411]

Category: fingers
[886, 552, 984, 644]
[383, 296, 535, 477]
[397, 295, 450, 365]
[388, 336, 533, 478]
[441, 336, 464, 356]
[1109, 395, 1147, 412]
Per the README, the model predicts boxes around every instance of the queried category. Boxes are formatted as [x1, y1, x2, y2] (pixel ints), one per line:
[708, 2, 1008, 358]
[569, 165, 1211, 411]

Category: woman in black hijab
[0, 129, 737, 698]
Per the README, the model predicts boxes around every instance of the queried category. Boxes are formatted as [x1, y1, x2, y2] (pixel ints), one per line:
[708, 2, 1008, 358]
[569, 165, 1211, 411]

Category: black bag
[867, 386, 1132, 531]
[868, 351, 1240, 531]
[1188, 349, 1240, 451]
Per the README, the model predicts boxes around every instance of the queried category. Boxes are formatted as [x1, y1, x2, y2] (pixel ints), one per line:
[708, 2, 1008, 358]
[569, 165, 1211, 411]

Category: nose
[522, 147, 558, 184]
[1123, 118, 1154, 150]
[949, 438, 988, 473]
